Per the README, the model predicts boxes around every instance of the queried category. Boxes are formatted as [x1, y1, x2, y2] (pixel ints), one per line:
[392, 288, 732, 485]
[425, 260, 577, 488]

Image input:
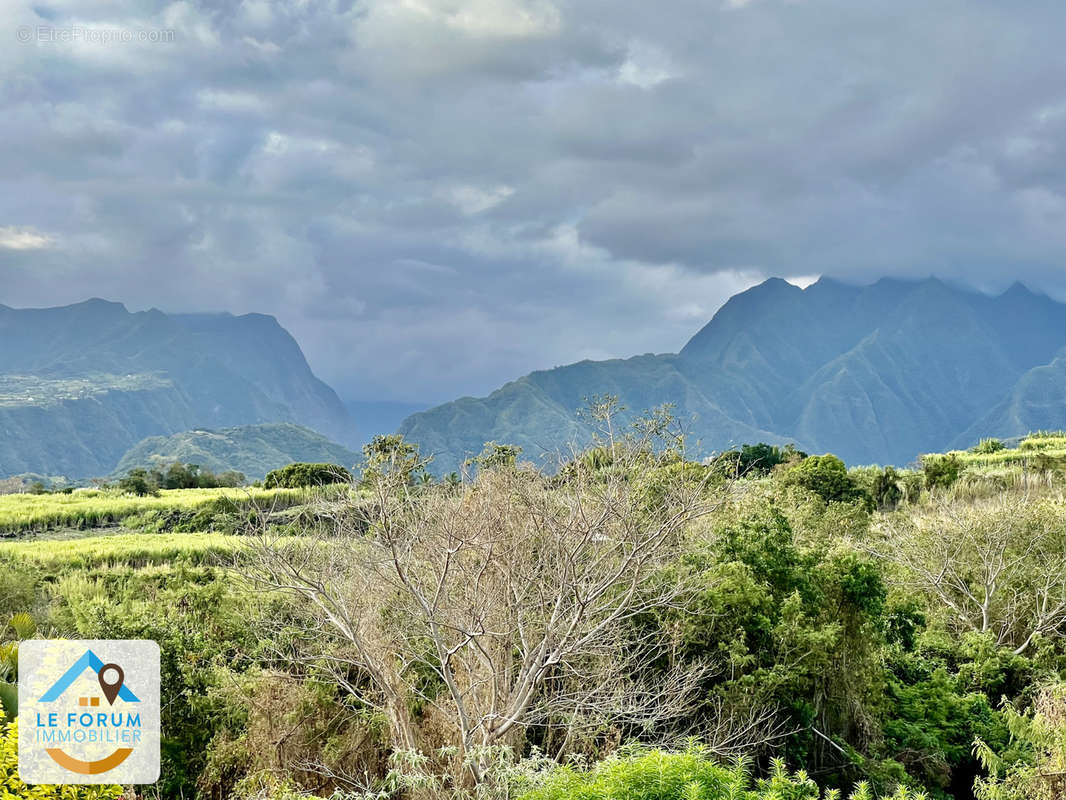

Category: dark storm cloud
[4, 0, 1066, 403]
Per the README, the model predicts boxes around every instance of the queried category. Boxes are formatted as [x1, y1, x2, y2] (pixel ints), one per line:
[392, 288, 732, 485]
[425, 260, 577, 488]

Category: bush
[719, 443, 807, 478]
[922, 454, 963, 489]
[517, 746, 925, 800]
[264, 462, 352, 488]
[973, 438, 1005, 455]
[780, 455, 870, 506]
[118, 467, 159, 496]
[1, 711, 122, 799]
[850, 466, 908, 510]
[160, 462, 245, 489]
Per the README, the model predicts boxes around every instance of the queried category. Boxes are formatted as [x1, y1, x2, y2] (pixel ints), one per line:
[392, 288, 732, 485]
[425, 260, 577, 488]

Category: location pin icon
[98, 663, 124, 705]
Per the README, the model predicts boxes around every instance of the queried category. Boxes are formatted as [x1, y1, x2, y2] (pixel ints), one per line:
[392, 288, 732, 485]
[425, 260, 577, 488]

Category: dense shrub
[1, 711, 122, 799]
[517, 747, 925, 800]
[264, 462, 352, 488]
[718, 443, 807, 477]
[921, 454, 963, 489]
[117, 462, 245, 495]
[779, 455, 870, 506]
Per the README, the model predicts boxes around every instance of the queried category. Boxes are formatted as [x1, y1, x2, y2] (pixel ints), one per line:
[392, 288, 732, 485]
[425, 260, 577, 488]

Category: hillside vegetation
[112, 423, 360, 480]
[0, 299, 355, 478]
[4, 423, 1066, 800]
[0, 485, 330, 535]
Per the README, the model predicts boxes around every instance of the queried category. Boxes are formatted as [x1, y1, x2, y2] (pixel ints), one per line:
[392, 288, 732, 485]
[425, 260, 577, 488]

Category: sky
[4, 0, 1066, 404]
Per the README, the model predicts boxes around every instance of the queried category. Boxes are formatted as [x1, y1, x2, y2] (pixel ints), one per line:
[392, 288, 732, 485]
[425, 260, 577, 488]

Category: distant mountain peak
[74, 297, 127, 310]
[399, 275, 1066, 472]
[0, 300, 356, 478]
[1001, 280, 1040, 299]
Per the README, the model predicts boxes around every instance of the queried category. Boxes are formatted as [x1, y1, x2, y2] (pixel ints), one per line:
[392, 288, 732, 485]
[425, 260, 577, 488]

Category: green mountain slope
[954, 351, 1066, 446]
[402, 352, 801, 474]
[0, 299, 355, 478]
[400, 277, 1066, 471]
[112, 423, 360, 480]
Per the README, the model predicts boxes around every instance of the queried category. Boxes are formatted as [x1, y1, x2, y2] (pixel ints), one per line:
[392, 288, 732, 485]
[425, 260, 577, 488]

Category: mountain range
[6, 278, 1066, 481]
[0, 299, 355, 478]
[399, 277, 1066, 472]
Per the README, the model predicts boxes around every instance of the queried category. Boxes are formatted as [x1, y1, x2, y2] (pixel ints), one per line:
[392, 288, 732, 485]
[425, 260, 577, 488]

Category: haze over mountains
[400, 277, 1066, 472]
[0, 299, 354, 478]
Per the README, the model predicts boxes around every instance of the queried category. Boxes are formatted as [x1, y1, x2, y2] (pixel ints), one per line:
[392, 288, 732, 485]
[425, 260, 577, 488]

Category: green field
[928, 432, 1066, 469]
[0, 531, 245, 569]
[0, 485, 341, 534]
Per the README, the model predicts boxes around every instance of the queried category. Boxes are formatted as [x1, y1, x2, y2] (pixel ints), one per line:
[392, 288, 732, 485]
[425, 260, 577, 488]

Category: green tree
[264, 462, 352, 488]
[781, 455, 870, 506]
[118, 467, 158, 496]
[720, 443, 808, 478]
[872, 466, 904, 510]
[973, 438, 1005, 455]
[359, 434, 428, 486]
[974, 684, 1066, 800]
[466, 441, 523, 471]
[922, 454, 963, 490]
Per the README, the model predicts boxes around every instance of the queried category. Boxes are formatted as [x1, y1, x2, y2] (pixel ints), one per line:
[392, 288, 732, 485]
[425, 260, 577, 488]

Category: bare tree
[871, 493, 1066, 655]
[243, 432, 728, 785]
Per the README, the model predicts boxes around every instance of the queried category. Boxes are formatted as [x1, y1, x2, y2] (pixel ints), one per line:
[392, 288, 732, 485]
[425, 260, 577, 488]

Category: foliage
[973, 684, 1066, 800]
[849, 466, 916, 511]
[154, 461, 245, 489]
[117, 467, 160, 496]
[779, 455, 870, 506]
[359, 434, 429, 486]
[718, 443, 807, 478]
[7, 431, 1066, 800]
[113, 423, 359, 482]
[0, 613, 36, 718]
[248, 435, 716, 782]
[264, 462, 352, 488]
[516, 746, 927, 800]
[922, 455, 964, 490]
[0, 711, 123, 799]
[465, 441, 523, 471]
[873, 494, 1066, 654]
[0, 485, 319, 534]
[972, 439, 1005, 455]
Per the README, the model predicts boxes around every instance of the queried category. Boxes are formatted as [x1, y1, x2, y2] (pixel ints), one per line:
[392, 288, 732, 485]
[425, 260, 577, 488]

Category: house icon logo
[19, 640, 160, 784]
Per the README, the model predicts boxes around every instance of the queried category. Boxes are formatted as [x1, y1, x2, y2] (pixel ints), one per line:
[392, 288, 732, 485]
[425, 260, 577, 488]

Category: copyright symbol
[16, 25, 32, 43]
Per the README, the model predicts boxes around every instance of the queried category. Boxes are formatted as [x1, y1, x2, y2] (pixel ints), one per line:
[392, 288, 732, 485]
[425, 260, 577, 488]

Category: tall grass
[0, 485, 347, 534]
[0, 532, 246, 569]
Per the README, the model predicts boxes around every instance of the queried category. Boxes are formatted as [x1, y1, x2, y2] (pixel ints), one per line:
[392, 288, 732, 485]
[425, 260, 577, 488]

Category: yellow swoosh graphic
[45, 747, 134, 775]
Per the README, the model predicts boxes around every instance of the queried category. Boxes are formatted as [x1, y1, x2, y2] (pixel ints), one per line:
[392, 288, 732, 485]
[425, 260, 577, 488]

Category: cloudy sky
[4, 0, 1066, 403]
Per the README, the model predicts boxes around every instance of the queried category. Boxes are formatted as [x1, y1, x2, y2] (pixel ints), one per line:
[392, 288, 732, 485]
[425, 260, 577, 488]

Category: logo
[19, 640, 160, 784]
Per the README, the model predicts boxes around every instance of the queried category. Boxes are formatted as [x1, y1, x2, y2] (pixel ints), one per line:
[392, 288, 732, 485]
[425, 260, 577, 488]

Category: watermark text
[16, 25, 176, 45]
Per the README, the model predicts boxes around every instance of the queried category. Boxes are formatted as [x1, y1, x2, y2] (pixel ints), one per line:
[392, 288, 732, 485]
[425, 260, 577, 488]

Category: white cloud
[6, 0, 1066, 404]
[0, 227, 54, 250]
[617, 42, 675, 89]
[380, 0, 561, 39]
[442, 185, 515, 215]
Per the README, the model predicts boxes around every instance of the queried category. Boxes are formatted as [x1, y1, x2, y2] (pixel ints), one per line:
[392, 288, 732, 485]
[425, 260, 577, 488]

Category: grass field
[930, 432, 1066, 469]
[0, 531, 246, 569]
[0, 485, 342, 534]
